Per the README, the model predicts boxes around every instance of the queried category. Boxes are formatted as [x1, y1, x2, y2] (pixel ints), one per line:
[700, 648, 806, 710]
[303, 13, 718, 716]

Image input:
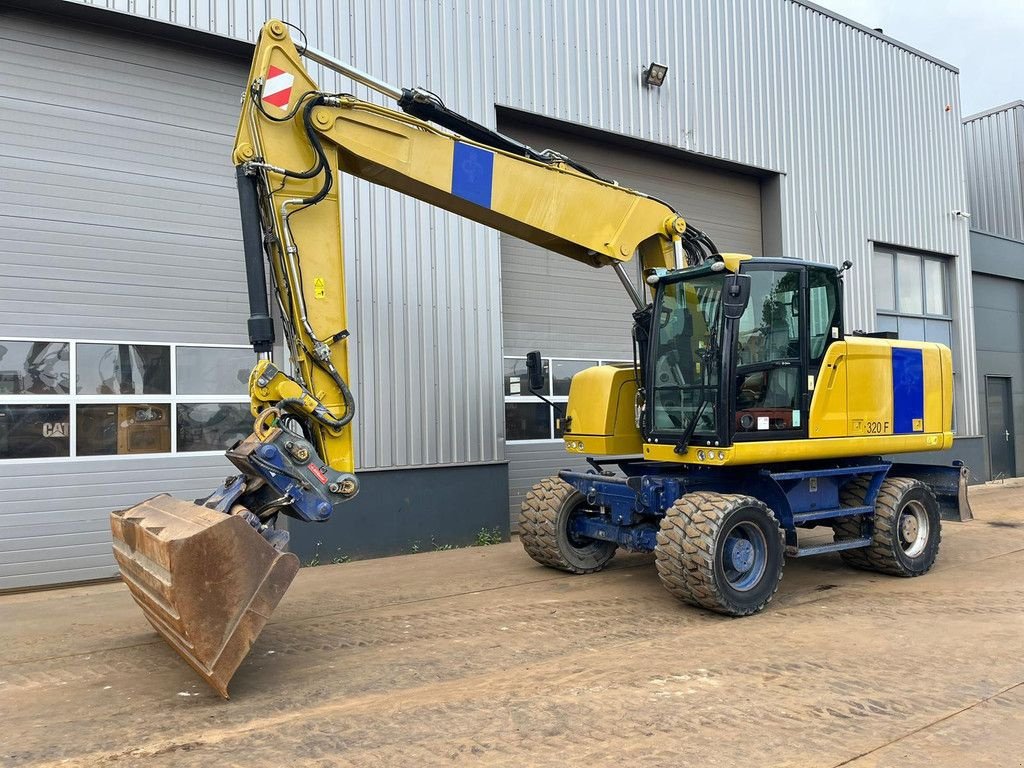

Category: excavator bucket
[110, 495, 300, 698]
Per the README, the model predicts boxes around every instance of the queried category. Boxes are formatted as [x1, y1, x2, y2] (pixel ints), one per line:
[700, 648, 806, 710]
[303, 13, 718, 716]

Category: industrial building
[0, 0, 985, 589]
[964, 101, 1024, 481]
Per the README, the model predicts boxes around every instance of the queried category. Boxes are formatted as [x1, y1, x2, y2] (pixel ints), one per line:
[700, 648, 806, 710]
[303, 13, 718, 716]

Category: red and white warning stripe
[262, 65, 294, 110]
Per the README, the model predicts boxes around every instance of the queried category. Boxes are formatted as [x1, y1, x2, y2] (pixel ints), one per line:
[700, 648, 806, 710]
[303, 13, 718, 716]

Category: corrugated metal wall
[0, 6, 504, 588]
[305, 1, 505, 469]
[0, 457, 237, 589]
[491, 0, 978, 434]
[24, 1, 505, 472]
[971, 230, 1024, 480]
[963, 102, 1024, 243]
[64, 0, 980, 437]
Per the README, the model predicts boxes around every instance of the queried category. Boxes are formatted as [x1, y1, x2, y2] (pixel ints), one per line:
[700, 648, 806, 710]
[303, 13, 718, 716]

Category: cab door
[729, 263, 842, 444]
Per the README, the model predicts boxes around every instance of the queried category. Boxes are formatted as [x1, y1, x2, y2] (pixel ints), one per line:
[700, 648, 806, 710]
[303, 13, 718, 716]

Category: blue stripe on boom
[451, 142, 494, 208]
[891, 347, 924, 433]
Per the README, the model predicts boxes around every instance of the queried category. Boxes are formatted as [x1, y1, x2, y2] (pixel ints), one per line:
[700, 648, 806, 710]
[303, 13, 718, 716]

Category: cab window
[808, 267, 839, 362]
[734, 269, 801, 434]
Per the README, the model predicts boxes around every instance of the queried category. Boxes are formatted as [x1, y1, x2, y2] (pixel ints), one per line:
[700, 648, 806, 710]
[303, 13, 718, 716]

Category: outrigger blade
[110, 495, 299, 698]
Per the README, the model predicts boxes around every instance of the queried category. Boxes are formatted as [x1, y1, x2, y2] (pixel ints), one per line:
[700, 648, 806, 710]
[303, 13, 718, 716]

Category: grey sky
[816, 0, 1023, 115]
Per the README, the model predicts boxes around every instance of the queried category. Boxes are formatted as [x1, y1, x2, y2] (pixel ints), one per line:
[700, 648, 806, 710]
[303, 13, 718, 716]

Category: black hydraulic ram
[235, 165, 276, 355]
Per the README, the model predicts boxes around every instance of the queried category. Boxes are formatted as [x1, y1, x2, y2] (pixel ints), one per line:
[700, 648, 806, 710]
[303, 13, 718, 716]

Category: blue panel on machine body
[451, 142, 494, 208]
[891, 347, 924, 433]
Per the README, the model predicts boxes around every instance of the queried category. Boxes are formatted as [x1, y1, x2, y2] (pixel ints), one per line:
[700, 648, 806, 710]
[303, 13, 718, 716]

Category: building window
[504, 356, 628, 442]
[0, 341, 70, 395]
[77, 343, 171, 395]
[872, 248, 952, 348]
[0, 339, 254, 461]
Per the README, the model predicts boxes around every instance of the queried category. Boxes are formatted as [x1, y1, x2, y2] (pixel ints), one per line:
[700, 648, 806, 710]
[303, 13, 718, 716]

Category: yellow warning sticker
[912, 418, 923, 432]
[314, 277, 326, 299]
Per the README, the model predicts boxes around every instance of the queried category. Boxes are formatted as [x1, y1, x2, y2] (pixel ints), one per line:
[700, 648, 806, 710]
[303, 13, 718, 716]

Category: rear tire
[835, 476, 941, 576]
[655, 492, 784, 616]
[519, 477, 616, 574]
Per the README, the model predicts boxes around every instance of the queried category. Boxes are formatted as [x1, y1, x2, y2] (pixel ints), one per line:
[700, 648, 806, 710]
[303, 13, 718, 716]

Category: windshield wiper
[673, 399, 709, 455]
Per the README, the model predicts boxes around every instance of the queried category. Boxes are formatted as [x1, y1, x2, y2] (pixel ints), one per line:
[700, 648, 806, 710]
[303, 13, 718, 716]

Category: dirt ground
[2, 482, 1024, 768]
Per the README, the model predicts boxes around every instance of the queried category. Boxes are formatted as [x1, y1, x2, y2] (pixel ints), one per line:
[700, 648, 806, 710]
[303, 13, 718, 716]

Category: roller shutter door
[0, 9, 250, 589]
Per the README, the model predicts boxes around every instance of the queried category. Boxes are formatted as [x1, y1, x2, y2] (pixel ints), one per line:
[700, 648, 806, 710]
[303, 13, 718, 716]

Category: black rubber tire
[518, 477, 617, 574]
[655, 492, 785, 617]
[872, 477, 942, 575]
[833, 476, 874, 571]
[835, 476, 941, 576]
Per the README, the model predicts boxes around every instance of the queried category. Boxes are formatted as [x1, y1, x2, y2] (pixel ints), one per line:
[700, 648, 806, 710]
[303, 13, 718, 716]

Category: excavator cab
[644, 258, 843, 453]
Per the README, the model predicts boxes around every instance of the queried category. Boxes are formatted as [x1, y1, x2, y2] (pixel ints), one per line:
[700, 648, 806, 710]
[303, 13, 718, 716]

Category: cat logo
[42, 422, 69, 438]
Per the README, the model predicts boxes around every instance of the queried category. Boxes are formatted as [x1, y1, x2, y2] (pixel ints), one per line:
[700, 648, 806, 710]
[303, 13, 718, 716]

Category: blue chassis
[561, 456, 965, 557]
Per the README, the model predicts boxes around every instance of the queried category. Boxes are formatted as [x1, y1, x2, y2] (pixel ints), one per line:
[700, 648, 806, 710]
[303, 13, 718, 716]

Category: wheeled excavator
[110, 20, 970, 698]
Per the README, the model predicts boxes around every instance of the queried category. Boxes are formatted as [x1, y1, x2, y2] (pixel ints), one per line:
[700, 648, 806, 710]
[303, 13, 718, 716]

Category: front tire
[519, 477, 616, 574]
[655, 492, 784, 616]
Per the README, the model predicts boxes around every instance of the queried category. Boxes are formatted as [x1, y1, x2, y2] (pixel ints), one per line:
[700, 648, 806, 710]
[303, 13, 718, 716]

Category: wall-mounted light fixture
[642, 62, 668, 87]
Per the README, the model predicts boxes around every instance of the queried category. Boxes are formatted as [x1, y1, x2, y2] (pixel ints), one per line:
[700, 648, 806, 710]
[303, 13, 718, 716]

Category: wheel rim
[566, 501, 602, 551]
[566, 507, 588, 548]
[898, 500, 930, 558]
[722, 521, 768, 592]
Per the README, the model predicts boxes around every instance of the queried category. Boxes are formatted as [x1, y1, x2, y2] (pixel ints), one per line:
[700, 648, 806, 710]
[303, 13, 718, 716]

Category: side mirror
[722, 274, 751, 320]
[526, 350, 545, 392]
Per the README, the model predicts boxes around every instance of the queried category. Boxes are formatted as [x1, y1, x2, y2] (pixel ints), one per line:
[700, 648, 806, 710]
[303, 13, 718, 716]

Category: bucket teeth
[110, 495, 299, 698]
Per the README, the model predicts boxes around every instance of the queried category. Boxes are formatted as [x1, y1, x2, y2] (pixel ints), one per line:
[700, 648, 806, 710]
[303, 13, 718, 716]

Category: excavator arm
[230, 19, 714, 490]
[109, 19, 717, 698]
